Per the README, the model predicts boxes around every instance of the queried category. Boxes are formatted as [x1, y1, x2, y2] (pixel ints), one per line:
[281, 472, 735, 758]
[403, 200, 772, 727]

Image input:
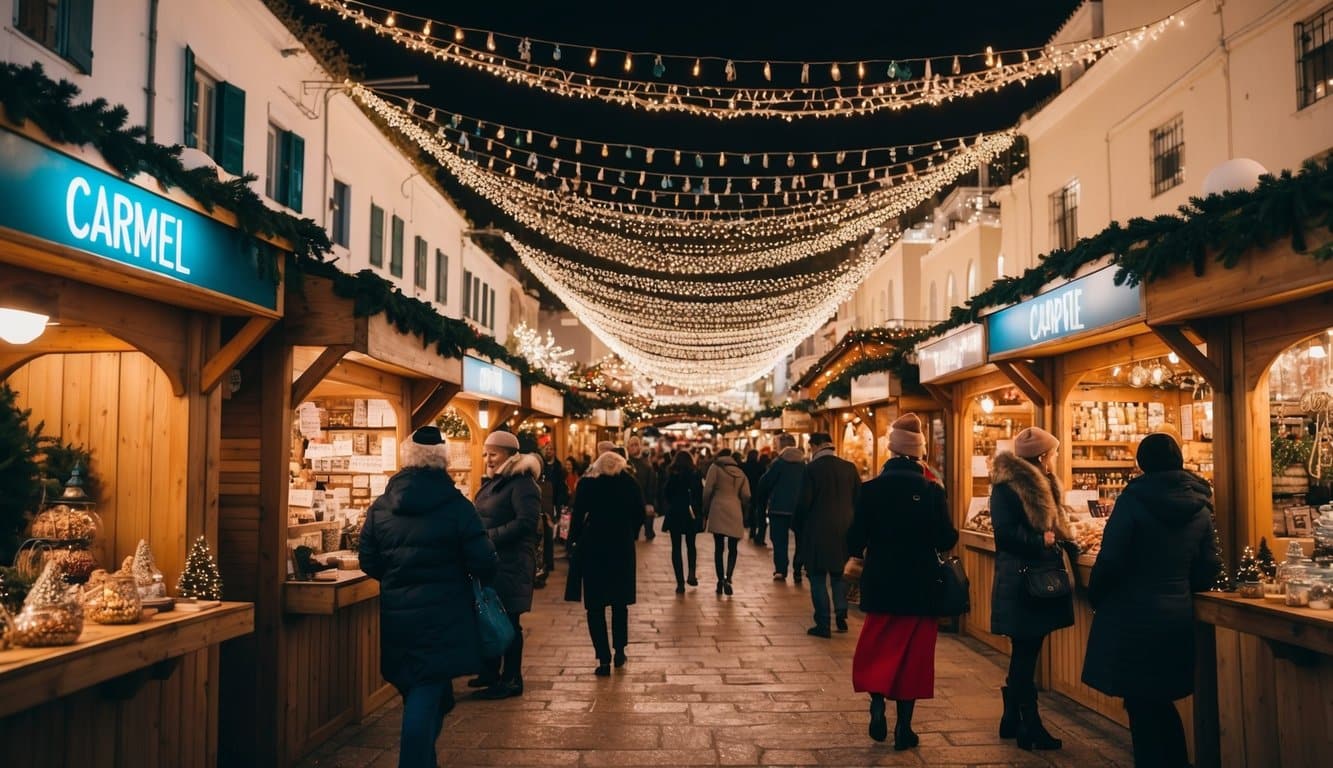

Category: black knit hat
[809, 432, 833, 446]
[1137, 432, 1183, 472]
[411, 426, 444, 446]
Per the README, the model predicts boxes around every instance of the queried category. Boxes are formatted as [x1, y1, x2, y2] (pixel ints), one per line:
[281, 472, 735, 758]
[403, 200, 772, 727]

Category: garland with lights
[507, 321, 575, 383]
[627, 403, 734, 425]
[0, 62, 333, 269]
[312, 0, 1178, 120]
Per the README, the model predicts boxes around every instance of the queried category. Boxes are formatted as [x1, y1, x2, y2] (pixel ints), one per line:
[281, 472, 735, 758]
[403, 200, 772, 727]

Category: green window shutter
[435, 250, 447, 303]
[281, 131, 304, 212]
[389, 216, 404, 277]
[183, 46, 197, 147]
[64, 0, 95, 74]
[463, 270, 472, 316]
[216, 82, 246, 175]
[413, 237, 427, 289]
[368, 203, 383, 267]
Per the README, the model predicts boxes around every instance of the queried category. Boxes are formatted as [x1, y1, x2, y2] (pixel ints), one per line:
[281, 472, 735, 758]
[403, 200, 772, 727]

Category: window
[462, 270, 473, 315]
[1296, 5, 1333, 109]
[481, 285, 490, 328]
[15, 0, 94, 73]
[997, 253, 1006, 278]
[928, 282, 938, 321]
[183, 47, 245, 174]
[488, 286, 497, 330]
[1150, 115, 1185, 196]
[471, 275, 482, 320]
[330, 180, 351, 247]
[413, 236, 428, 290]
[389, 216, 404, 277]
[1050, 179, 1080, 251]
[945, 273, 957, 310]
[368, 203, 384, 267]
[434, 249, 448, 303]
[966, 261, 977, 298]
[264, 123, 304, 211]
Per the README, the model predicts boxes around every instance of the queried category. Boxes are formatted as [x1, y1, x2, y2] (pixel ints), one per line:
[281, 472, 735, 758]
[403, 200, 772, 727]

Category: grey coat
[794, 446, 861, 572]
[703, 456, 751, 539]
[474, 453, 543, 615]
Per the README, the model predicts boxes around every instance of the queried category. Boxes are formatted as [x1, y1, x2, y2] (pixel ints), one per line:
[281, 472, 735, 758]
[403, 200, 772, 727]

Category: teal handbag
[472, 578, 515, 658]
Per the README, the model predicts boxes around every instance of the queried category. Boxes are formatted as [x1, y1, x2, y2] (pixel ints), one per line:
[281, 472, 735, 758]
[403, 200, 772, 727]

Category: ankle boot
[893, 700, 919, 751]
[1016, 691, 1062, 751]
[867, 694, 887, 742]
[999, 686, 1020, 738]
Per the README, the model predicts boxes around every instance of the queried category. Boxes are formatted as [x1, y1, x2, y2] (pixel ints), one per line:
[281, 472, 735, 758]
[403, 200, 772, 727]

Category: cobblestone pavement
[298, 528, 1132, 768]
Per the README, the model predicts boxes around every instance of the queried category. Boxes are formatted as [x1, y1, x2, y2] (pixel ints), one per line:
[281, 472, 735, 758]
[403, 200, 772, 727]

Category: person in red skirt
[846, 413, 958, 749]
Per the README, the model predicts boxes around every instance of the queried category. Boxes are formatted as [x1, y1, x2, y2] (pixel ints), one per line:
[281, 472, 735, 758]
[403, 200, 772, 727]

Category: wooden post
[259, 333, 293, 766]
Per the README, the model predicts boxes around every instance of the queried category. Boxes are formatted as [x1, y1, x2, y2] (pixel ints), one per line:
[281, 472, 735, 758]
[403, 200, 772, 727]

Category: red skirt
[852, 613, 938, 699]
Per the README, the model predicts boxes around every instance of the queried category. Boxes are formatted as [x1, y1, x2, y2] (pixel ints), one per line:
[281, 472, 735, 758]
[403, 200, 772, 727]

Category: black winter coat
[661, 467, 703, 534]
[1082, 470, 1221, 700]
[567, 453, 643, 608]
[359, 468, 498, 689]
[795, 447, 862, 573]
[847, 458, 958, 615]
[474, 453, 543, 615]
[989, 452, 1076, 638]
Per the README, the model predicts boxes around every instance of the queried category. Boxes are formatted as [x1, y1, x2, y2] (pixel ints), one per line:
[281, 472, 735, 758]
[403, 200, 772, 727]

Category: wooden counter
[0, 602, 253, 719]
[1193, 593, 1333, 768]
[284, 570, 379, 615]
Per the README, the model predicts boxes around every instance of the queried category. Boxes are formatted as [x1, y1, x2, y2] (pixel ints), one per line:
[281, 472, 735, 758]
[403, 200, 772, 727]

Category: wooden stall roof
[0, 602, 254, 719]
[1145, 228, 1333, 325]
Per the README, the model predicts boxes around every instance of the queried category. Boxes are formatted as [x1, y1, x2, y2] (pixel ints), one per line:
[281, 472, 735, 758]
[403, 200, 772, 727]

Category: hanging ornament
[725, 60, 737, 81]
[887, 61, 898, 79]
[450, 113, 461, 127]
[952, 55, 961, 75]
[994, 52, 1003, 68]
[694, 153, 704, 169]
[589, 48, 598, 67]
[692, 58, 701, 77]
[485, 139, 493, 152]
[830, 62, 841, 81]
[899, 63, 912, 80]
[495, 126, 505, 140]
[623, 52, 633, 72]
[624, 147, 633, 159]
[459, 134, 469, 150]
[763, 62, 772, 81]
[932, 140, 943, 150]
[683, 177, 692, 192]
[553, 44, 562, 61]
[518, 37, 532, 61]
[652, 55, 665, 78]
[801, 63, 809, 84]
[486, 32, 496, 52]
[574, 162, 581, 176]
[750, 177, 759, 190]
[504, 147, 512, 159]
[525, 130, 533, 144]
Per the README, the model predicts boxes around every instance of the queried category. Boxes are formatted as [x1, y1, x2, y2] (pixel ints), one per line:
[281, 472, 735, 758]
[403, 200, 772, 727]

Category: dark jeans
[640, 508, 656, 539]
[1125, 697, 1189, 768]
[770, 515, 799, 575]
[398, 683, 452, 768]
[482, 613, 524, 684]
[587, 604, 629, 662]
[670, 530, 697, 584]
[1006, 634, 1045, 693]
[713, 534, 739, 581]
[808, 568, 848, 628]
[751, 505, 767, 543]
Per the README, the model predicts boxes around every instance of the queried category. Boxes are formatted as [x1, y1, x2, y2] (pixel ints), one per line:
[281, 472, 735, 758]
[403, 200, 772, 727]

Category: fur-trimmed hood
[777, 446, 805, 463]
[490, 452, 544, 480]
[584, 451, 628, 478]
[991, 451, 1074, 540]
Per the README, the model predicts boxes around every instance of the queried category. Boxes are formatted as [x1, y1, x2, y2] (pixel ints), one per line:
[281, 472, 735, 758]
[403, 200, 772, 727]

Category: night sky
[296, 0, 1086, 299]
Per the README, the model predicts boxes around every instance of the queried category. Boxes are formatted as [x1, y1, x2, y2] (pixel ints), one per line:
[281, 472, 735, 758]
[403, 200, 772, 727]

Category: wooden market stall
[0, 121, 266, 767]
[216, 270, 465, 767]
[1139, 227, 1333, 768]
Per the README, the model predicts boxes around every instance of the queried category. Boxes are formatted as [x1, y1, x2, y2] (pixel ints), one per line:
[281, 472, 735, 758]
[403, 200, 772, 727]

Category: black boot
[999, 686, 1020, 738]
[1016, 690, 1062, 751]
[868, 694, 887, 742]
[894, 700, 919, 751]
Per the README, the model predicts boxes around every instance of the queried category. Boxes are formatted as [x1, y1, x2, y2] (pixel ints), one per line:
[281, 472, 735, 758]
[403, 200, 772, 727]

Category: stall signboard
[782, 409, 813, 431]
[986, 266, 1142, 357]
[463, 356, 521, 404]
[917, 324, 985, 382]
[850, 371, 901, 405]
[527, 383, 564, 417]
[760, 417, 783, 431]
[0, 128, 278, 311]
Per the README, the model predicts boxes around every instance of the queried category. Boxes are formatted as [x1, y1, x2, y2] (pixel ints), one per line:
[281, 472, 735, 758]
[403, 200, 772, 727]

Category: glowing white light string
[313, 0, 1180, 120]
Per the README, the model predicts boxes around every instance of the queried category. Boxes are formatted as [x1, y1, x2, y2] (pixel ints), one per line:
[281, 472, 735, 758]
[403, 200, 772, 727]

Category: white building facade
[2, 0, 528, 341]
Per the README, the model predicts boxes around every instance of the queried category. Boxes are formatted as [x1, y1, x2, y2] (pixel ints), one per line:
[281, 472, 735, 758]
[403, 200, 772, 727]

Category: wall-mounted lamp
[1167, 352, 1180, 365]
[478, 400, 490, 430]
[0, 308, 50, 345]
[979, 395, 995, 414]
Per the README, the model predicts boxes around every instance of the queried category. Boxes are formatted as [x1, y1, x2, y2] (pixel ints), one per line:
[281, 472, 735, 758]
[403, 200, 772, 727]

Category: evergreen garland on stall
[0, 385, 44, 564]
[0, 62, 334, 269]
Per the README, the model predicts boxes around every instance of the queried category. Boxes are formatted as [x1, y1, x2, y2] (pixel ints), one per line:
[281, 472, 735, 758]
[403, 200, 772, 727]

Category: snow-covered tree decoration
[509, 322, 575, 383]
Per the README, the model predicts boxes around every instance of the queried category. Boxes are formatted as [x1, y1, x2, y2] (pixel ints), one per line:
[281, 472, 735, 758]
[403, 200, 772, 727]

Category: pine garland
[0, 384, 43, 564]
[0, 62, 333, 269]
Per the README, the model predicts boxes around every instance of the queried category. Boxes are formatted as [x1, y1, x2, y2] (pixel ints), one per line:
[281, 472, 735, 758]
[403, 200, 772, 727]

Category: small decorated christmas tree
[1255, 537, 1277, 581]
[178, 536, 223, 600]
[1235, 545, 1262, 584]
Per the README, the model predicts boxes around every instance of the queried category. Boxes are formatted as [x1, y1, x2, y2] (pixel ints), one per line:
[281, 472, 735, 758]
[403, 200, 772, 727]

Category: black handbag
[935, 553, 970, 616]
[1020, 560, 1073, 599]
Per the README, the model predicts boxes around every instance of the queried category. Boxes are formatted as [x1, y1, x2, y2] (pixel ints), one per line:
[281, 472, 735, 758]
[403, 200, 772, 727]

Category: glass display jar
[1284, 563, 1314, 607]
[83, 574, 142, 624]
[1276, 540, 1312, 587]
[29, 463, 100, 543]
[1308, 568, 1333, 610]
[12, 602, 84, 646]
[1312, 504, 1333, 566]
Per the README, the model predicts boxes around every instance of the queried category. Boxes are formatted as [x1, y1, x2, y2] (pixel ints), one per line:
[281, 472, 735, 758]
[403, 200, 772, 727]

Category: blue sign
[0, 129, 277, 310]
[986, 266, 1141, 357]
[463, 356, 521, 403]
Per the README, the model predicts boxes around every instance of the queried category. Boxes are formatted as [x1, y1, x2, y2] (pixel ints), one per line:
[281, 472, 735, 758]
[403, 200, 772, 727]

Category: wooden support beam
[489, 404, 520, 432]
[995, 360, 1051, 409]
[922, 382, 953, 411]
[412, 382, 461, 430]
[1149, 323, 1225, 393]
[290, 345, 351, 404]
[0, 351, 41, 380]
[201, 317, 276, 394]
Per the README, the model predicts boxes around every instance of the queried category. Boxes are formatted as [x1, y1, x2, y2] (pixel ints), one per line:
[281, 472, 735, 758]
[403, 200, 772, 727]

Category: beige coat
[703, 456, 751, 539]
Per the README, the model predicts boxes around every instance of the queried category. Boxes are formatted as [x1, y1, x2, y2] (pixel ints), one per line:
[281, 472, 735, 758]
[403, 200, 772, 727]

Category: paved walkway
[298, 529, 1132, 767]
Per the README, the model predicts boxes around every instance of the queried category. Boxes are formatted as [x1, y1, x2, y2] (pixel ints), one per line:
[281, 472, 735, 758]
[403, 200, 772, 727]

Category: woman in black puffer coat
[989, 427, 1075, 752]
[1082, 433, 1221, 768]
[470, 430, 542, 700]
[360, 426, 498, 768]
[662, 450, 704, 593]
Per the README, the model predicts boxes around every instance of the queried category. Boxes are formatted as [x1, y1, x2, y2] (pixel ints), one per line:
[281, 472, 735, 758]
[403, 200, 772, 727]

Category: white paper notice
[332, 439, 355, 457]
[353, 399, 368, 428]
[331, 488, 352, 503]
[349, 455, 382, 473]
[1066, 489, 1100, 512]
[305, 443, 334, 460]
[381, 438, 397, 471]
[971, 454, 990, 477]
[288, 488, 315, 508]
[352, 475, 370, 489]
[1180, 405, 1194, 442]
[369, 475, 388, 496]
[298, 403, 322, 438]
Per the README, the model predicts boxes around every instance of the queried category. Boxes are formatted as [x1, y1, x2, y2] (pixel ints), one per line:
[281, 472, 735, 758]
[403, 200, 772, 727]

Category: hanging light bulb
[422, 20, 431, 36]
[985, 46, 995, 67]
[857, 61, 865, 80]
[952, 55, 960, 75]
[454, 26, 464, 42]
[811, 154, 820, 169]
[692, 58, 701, 77]
[0, 308, 49, 344]
[601, 143, 610, 158]
[1129, 364, 1149, 388]
[763, 62, 772, 81]
[623, 52, 633, 72]
[979, 395, 995, 414]
[1112, 365, 1122, 378]
[1167, 351, 1180, 364]
[830, 62, 842, 81]
[1150, 361, 1168, 386]
[486, 32, 496, 51]
[385, 12, 396, 27]
[478, 400, 490, 430]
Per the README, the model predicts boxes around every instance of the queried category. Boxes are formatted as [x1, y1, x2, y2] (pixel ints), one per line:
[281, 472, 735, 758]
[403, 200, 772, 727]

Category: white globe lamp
[0, 307, 50, 344]
[1202, 158, 1268, 197]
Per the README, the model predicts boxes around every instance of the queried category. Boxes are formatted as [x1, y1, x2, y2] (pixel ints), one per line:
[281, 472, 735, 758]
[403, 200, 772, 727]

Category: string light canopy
[312, 0, 1180, 119]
